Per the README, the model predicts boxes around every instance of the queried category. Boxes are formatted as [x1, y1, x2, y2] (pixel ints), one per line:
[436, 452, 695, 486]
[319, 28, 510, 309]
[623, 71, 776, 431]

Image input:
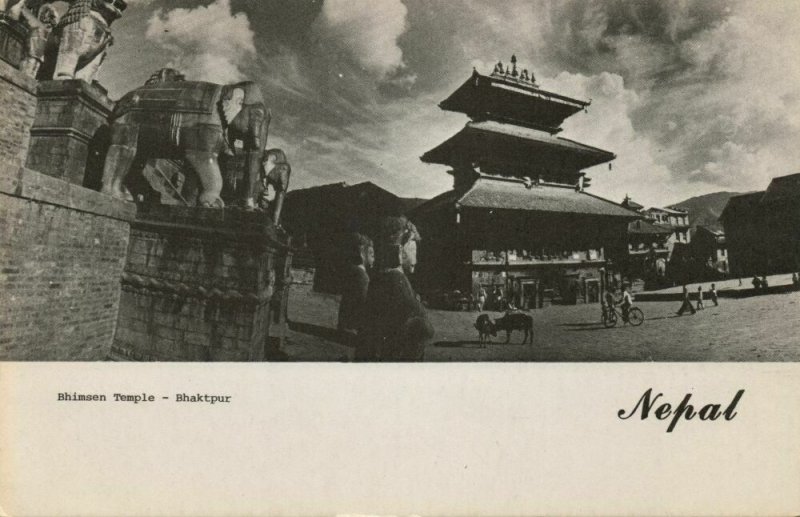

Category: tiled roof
[438, 71, 589, 129]
[455, 176, 640, 218]
[647, 206, 687, 215]
[421, 120, 615, 170]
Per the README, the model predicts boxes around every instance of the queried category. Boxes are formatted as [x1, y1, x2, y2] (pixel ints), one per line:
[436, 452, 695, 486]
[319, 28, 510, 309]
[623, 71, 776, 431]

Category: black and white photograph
[2, 0, 798, 363]
[1, 1, 800, 515]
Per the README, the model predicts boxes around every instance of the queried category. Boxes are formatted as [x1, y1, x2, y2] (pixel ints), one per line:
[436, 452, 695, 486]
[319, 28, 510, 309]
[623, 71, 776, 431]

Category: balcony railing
[471, 249, 604, 265]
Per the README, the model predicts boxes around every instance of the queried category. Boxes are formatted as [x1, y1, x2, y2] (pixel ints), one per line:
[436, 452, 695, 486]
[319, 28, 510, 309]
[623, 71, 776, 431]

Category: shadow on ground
[288, 320, 343, 344]
[433, 340, 530, 348]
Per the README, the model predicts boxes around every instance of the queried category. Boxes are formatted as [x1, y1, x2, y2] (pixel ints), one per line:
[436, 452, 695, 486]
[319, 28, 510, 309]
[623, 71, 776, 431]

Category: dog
[474, 314, 496, 347]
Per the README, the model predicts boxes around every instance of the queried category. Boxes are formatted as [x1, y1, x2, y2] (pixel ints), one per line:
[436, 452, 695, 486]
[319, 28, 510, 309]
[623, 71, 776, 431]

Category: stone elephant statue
[101, 69, 270, 208]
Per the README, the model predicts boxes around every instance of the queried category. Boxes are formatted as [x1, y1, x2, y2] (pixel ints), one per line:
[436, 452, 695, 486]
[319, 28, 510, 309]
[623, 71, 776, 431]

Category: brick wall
[0, 59, 36, 167]
[0, 162, 135, 360]
[111, 205, 292, 361]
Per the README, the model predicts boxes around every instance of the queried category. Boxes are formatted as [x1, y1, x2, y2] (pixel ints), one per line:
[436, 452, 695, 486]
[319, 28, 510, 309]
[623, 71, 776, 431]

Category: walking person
[710, 283, 719, 306]
[696, 285, 705, 311]
[676, 285, 696, 316]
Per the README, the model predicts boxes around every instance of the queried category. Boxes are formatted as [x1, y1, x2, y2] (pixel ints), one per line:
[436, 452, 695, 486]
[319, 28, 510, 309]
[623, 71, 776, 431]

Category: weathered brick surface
[0, 59, 37, 167]
[0, 183, 132, 360]
[111, 206, 291, 361]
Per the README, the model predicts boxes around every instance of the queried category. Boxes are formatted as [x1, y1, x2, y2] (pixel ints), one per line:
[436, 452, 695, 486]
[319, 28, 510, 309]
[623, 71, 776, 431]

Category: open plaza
[284, 273, 800, 362]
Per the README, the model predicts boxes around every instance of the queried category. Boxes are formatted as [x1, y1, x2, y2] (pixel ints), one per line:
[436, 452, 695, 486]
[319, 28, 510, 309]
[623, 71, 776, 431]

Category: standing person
[761, 275, 769, 289]
[620, 285, 633, 323]
[676, 285, 696, 316]
[360, 217, 434, 362]
[477, 286, 487, 312]
[338, 234, 373, 350]
[696, 285, 705, 310]
[493, 286, 503, 310]
[710, 283, 719, 306]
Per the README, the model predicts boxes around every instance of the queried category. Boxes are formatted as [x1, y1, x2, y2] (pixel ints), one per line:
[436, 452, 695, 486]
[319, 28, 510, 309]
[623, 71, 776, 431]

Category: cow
[474, 314, 495, 347]
[494, 312, 533, 345]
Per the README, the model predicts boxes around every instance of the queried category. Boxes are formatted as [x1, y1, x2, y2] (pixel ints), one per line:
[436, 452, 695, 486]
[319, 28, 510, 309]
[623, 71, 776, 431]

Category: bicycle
[602, 305, 644, 328]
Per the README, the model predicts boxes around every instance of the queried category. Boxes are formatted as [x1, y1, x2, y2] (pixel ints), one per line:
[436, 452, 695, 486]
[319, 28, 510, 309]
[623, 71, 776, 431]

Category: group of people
[751, 275, 770, 291]
[676, 284, 719, 316]
[475, 286, 507, 312]
[336, 217, 434, 362]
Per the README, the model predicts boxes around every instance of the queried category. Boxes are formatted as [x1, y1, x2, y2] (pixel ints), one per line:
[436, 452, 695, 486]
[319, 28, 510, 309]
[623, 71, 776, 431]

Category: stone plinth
[26, 79, 114, 187]
[0, 58, 37, 166]
[111, 205, 292, 361]
[0, 13, 27, 69]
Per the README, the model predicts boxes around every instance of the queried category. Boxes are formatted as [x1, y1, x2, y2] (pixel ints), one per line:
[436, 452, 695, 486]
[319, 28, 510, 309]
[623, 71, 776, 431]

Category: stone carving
[254, 148, 291, 225]
[337, 233, 373, 341]
[51, 0, 126, 81]
[16, 2, 58, 77]
[101, 69, 270, 208]
[0, 0, 26, 14]
[357, 216, 433, 361]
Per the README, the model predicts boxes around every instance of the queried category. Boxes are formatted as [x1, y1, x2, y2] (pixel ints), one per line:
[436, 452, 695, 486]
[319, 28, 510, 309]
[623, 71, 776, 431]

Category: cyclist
[603, 287, 616, 320]
[620, 285, 633, 323]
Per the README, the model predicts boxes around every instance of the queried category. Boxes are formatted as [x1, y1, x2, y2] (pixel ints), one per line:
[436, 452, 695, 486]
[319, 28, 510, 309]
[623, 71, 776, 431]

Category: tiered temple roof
[421, 119, 615, 172]
[440, 62, 590, 132]
[422, 55, 615, 184]
[454, 175, 638, 217]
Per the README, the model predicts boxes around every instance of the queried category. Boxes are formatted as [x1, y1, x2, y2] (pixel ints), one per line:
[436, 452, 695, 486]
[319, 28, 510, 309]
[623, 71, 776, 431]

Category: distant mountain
[668, 191, 744, 232]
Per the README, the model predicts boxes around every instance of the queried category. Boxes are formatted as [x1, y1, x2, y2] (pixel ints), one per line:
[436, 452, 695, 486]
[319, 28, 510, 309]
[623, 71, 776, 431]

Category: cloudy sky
[96, 0, 800, 206]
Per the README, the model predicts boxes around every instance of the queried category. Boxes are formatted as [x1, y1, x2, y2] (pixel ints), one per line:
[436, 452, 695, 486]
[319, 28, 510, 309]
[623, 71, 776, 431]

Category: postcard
[1, 0, 799, 515]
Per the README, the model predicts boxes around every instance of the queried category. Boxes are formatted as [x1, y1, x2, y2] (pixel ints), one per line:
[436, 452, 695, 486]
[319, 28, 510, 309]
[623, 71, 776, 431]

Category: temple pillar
[25, 79, 114, 187]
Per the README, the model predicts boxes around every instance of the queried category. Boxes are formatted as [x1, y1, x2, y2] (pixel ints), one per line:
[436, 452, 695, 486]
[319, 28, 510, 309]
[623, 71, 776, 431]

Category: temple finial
[511, 54, 518, 77]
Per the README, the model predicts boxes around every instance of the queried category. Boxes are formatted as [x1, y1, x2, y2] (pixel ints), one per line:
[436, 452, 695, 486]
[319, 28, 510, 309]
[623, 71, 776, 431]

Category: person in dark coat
[710, 283, 719, 306]
[338, 233, 373, 347]
[358, 217, 433, 362]
[696, 285, 705, 310]
[676, 285, 696, 316]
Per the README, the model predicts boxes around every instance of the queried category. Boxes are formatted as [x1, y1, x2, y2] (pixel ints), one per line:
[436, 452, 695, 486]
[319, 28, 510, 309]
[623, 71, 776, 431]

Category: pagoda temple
[410, 56, 639, 308]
